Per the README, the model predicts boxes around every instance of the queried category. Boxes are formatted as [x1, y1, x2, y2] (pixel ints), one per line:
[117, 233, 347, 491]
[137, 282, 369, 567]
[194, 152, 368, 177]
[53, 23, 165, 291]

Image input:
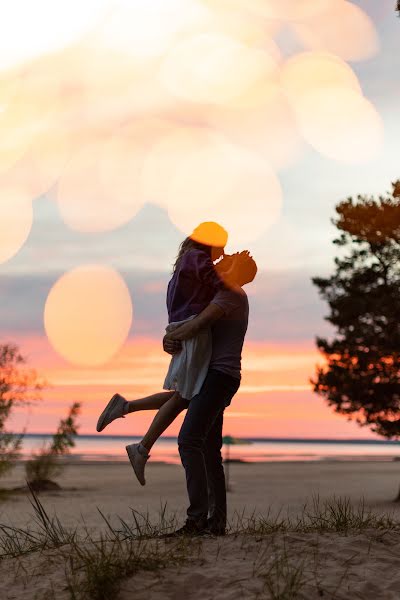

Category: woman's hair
[172, 237, 212, 273]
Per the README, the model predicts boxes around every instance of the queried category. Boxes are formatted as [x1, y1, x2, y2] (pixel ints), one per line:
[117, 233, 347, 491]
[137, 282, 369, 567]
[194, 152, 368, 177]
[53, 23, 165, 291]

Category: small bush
[0, 343, 45, 479]
[25, 403, 81, 488]
[25, 449, 63, 485]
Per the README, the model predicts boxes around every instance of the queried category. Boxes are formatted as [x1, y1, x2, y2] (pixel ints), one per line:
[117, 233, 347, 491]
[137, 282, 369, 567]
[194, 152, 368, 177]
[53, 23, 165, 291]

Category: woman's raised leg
[97, 391, 175, 432]
[125, 391, 175, 414]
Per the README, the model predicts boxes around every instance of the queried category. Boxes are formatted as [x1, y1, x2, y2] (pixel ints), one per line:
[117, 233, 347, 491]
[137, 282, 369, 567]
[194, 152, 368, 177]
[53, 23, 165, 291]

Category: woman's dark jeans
[178, 369, 240, 530]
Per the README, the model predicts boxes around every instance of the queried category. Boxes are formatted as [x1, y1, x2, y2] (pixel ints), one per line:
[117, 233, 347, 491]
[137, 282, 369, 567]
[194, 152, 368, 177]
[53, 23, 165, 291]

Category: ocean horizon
[19, 433, 400, 444]
[19, 434, 400, 464]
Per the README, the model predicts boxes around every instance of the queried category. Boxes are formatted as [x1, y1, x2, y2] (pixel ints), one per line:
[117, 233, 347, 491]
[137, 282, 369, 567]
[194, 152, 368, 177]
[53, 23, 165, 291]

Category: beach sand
[1, 461, 400, 598]
[2, 460, 400, 527]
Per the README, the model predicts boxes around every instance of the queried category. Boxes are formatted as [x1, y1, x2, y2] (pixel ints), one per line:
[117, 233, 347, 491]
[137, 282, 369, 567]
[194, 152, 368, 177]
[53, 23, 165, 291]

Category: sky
[1, 0, 399, 438]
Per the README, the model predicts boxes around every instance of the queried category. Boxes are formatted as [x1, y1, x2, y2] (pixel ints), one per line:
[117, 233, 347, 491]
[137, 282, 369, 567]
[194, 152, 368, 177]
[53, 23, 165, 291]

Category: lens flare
[202, 5, 280, 41]
[0, 53, 73, 179]
[293, 87, 384, 163]
[159, 33, 278, 105]
[27, 126, 73, 197]
[154, 128, 282, 244]
[57, 134, 143, 233]
[256, 0, 335, 20]
[206, 84, 302, 171]
[0, 72, 21, 114]
[0, 182, 33, 264]
[144, 127, 243, 209]
[0, 0, 385, 261]
[202, 0, 335, 21]
[0, 1, 108, 70]
[293, 1, 379, 62]
[98, 0, 208, 60]
[0, 92, 49, 176]
[142, 129, 188, 208]
[281, 52, 362, 102]
[44, 265, 133, 366]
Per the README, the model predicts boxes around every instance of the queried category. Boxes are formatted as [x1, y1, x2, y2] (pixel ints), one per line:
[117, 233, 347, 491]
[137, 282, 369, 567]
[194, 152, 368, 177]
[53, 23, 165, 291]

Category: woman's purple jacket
[166, 249, 225, 323]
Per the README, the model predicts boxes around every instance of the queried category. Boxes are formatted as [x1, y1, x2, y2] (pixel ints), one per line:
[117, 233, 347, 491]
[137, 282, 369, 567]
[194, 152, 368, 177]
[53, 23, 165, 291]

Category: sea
[20, 435, 400, 464]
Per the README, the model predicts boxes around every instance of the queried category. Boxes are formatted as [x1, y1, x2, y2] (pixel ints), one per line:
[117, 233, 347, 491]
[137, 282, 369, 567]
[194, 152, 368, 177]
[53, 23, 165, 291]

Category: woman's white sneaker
[126, 443, 149, 486]
[96, 393, 127, 432]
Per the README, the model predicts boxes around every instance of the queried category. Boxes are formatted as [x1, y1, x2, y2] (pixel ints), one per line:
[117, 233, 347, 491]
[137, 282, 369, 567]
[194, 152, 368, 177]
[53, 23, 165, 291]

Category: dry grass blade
[64, 532, 191, 600]
[0, 485, 77, 559]
[231, 495, 399, 537]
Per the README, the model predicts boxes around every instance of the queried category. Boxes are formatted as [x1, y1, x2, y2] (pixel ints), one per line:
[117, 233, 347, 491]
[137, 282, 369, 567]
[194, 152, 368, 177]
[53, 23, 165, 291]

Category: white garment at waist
[163, 315, 211, 400]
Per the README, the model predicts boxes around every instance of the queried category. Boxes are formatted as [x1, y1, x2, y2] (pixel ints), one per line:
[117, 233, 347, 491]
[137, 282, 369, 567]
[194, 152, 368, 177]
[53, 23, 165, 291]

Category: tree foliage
[312, 182, 400, 438]
[0, 343, 45, 477]
[25, 402, 81, 485]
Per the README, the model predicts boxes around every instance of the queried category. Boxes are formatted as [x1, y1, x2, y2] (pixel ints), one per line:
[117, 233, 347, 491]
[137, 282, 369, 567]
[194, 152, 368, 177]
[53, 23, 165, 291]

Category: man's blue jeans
[178, 369, 240, 529]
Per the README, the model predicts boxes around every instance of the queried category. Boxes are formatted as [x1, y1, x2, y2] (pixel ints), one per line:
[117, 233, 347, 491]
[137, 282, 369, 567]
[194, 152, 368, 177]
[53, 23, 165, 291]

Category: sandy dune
[2, 530, 400, 600]
[2, 461, 400, 599]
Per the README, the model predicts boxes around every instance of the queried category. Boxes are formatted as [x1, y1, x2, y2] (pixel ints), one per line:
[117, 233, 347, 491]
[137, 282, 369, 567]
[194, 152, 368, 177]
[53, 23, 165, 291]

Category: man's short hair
[238, 256, 257, 284]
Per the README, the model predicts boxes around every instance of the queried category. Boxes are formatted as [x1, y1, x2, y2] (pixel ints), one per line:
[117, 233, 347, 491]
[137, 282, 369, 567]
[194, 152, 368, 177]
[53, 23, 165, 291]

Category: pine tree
[312, 182, 400, 490]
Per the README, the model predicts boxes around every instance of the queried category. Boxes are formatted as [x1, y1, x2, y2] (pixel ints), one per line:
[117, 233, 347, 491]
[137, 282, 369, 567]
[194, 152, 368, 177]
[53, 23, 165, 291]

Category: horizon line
[20, 433, 400, 445]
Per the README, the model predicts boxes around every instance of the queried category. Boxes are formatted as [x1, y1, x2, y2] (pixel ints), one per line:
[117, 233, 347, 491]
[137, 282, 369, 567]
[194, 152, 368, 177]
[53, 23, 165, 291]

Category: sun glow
[44, 265, 133, 366]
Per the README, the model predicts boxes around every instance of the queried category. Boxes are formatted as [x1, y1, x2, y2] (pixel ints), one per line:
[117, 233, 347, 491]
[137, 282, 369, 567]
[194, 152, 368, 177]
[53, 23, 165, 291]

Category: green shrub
[26, 403, 81, 486]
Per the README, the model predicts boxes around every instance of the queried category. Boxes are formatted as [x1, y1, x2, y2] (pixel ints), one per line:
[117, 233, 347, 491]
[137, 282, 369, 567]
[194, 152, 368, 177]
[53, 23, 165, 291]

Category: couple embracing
[96, 222, 257, 537]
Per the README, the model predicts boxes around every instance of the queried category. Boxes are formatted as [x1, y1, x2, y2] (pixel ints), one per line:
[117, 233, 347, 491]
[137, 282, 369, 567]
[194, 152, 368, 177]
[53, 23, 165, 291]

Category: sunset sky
[1, 0, 399, 439]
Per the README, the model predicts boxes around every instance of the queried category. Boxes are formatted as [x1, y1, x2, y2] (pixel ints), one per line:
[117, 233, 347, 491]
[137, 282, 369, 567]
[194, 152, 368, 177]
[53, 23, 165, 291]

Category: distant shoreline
[12, 457, 400, 466]
[18, 433, 400, 446]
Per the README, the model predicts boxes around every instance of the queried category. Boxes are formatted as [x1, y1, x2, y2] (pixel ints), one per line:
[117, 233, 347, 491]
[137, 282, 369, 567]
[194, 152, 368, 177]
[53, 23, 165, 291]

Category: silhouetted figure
[168, 254, 257, 536]
[96, 222, 256, 529]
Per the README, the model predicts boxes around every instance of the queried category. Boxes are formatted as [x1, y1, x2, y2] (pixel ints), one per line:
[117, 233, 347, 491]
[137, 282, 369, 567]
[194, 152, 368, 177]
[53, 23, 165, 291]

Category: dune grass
[64, 504, 194, 600]
[0, 484, 77, 559]
[1, 490, 400, 600]
[230, 494, 398, 536]
[258, 548, 307, 600]
[64, 534, 192, 600]
[0, 488, 195, 600]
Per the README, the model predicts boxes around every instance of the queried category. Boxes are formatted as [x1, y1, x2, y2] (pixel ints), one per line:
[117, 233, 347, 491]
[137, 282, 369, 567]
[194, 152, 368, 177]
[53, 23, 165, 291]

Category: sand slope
[2, 461, 400, 598]
[1, 531, 400, 599]
[121, 532, 400, 600]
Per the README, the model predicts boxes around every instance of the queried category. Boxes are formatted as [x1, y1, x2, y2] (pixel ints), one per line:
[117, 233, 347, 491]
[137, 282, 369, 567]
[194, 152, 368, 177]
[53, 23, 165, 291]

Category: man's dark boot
[208, 526, 226, 536]
[207, 518, 226, 536]
[163, 519, 208, 538]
